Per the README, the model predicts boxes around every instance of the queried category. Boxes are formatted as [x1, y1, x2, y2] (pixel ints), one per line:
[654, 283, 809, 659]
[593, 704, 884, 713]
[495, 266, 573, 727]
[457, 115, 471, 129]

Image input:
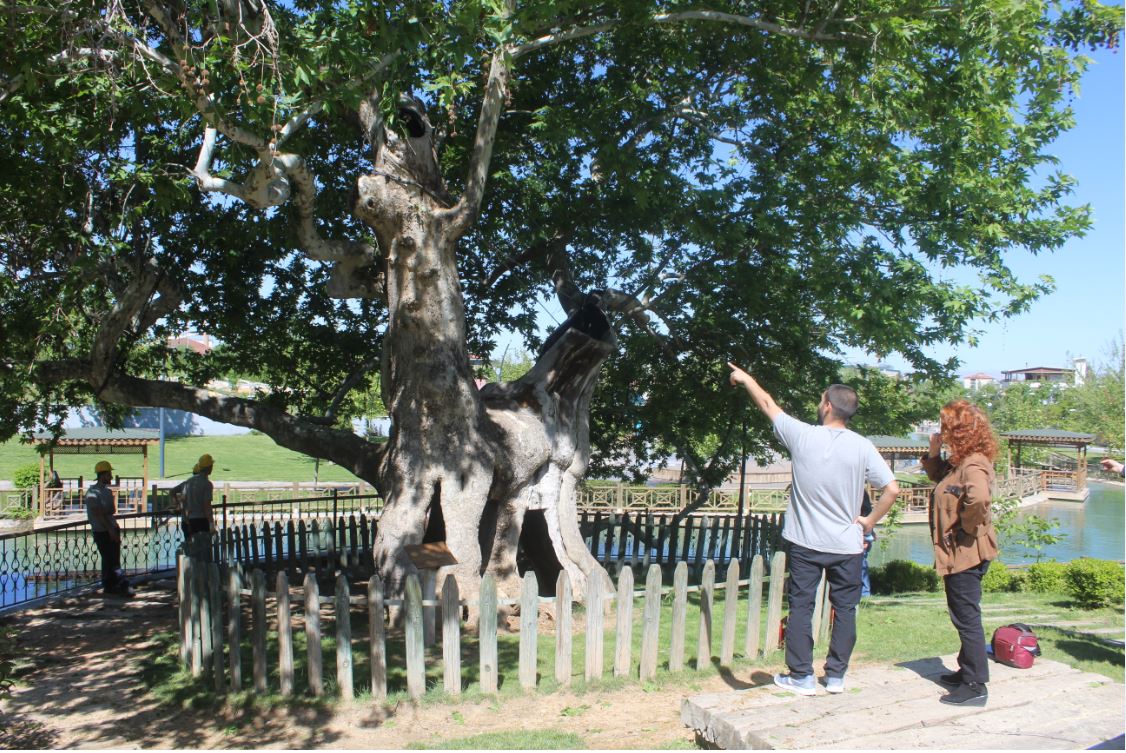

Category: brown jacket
[921, 452, 998, 575]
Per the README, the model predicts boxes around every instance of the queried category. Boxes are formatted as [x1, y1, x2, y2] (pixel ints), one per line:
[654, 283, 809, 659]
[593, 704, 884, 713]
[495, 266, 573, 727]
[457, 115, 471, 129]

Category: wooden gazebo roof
[867, 436, 929, 453]
[1000, 429, 1095, 446]
[28, 427, 160, 454]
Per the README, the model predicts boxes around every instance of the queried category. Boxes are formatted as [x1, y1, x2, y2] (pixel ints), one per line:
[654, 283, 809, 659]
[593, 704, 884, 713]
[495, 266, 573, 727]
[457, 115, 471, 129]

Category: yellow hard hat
[94, 460, 113, 474]
[197, 453, 214, 469]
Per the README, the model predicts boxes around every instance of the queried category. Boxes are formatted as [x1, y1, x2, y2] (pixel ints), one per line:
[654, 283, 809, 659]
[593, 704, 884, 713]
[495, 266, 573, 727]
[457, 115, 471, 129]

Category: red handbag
[991, 623, 1041, 668]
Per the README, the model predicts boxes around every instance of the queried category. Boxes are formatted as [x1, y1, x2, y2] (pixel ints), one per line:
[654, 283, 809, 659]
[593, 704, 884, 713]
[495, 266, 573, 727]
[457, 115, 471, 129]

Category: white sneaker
[774, 673, 818, 696]
[824, 676, 845, 694]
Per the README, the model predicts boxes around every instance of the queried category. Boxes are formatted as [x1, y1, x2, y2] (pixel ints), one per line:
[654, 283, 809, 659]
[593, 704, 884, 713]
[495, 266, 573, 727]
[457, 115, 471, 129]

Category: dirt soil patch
[0, 579, 770, 749]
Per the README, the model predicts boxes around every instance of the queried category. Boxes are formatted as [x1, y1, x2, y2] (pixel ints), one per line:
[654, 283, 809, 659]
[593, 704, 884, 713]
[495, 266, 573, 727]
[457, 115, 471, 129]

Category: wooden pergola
[27, 428, 161, 518]
[867, 436, 930, 471]
[1001, 428, 1095, 501]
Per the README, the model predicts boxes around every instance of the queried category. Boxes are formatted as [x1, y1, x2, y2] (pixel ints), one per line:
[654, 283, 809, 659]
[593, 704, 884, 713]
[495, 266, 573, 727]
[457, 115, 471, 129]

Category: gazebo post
[38, 453, 46, 518]
[142, 447, 150, 513]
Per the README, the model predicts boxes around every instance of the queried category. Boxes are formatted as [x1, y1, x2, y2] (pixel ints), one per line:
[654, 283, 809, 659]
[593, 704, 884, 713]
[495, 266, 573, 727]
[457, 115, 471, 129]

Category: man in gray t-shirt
[729, 362, 899, 696]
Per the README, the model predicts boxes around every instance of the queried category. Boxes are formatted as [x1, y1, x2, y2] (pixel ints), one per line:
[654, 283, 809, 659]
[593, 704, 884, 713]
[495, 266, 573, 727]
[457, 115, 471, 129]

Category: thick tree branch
[274, 152, 385, 299]
[90, 259, 167, 393]
[443, 0, 514, 238]
[36, 361, 385, 481]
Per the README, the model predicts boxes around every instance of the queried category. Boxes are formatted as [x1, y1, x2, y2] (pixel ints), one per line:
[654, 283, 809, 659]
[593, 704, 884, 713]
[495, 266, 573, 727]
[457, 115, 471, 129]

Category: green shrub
[10, 464, 40, 490]
[1024, 561, 1069, 593]
[1007, 568, 1028, 593]
[982, 561, 1016, 592]
[1065, 558, 1126, 608]
[870, 560, 939, 594]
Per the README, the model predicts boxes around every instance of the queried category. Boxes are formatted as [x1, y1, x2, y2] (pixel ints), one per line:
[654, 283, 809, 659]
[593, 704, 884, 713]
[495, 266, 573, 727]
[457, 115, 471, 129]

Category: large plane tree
[0, 0, 1118, 598]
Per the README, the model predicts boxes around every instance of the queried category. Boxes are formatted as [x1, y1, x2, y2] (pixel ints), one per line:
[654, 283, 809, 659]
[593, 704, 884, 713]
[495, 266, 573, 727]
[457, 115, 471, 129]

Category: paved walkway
[682, 655, 1124, 749]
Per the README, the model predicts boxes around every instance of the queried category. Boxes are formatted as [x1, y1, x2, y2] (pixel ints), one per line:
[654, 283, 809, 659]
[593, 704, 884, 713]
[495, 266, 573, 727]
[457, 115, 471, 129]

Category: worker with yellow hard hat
[172, 453, 216, 539]
[85, 460, 131, 596]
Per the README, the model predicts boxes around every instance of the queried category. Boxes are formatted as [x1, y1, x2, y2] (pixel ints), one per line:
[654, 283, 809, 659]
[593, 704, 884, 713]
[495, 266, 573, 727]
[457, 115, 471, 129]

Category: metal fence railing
[0, 492, 380, 612]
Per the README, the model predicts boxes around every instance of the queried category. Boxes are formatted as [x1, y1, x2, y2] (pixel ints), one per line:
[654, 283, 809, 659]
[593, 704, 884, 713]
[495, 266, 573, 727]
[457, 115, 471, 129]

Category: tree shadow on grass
[1049, 638, 1125, 669]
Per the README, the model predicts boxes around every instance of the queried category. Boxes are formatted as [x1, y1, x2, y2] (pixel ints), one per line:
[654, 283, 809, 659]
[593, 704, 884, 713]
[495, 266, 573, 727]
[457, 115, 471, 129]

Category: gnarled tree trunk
[354, 101, 612, 602]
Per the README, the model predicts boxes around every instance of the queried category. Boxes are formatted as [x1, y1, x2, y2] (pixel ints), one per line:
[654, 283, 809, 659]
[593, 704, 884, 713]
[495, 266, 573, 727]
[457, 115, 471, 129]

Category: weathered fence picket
[696, 561, 715, 670]
[277, 571, 294, 696]
[554, 572, 573, 686]
[811, 570, 827, 646]
[614, 566, 634, 677]
[744, 554, 764, 659]
[479, 574, 498, 694]
[251, 569, 267, 693]
[335, 574, 353, 700]
[720, 560, 739, 665]
[305, 574, 324, 697]
[584, 572, 605, 682]
[404, 573, 425, 700]
[177, 555, 190, 668]
[669, 561, 688, 672]
[817, 573, 832, 644]
[764, 550, 786, 654]
[519, 572, 539, 689]
[639, 564, 661, 681]
[442, 574, 461, 695]
[368, 575, 387, 700]
[208, 562, 224, 691]
[190, 559, 203, 677]
[227, 566, 242, 691]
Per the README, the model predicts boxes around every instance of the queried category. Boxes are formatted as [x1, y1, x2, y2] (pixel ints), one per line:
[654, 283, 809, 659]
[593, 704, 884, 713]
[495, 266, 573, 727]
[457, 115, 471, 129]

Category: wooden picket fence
[177, 550, 835, 700]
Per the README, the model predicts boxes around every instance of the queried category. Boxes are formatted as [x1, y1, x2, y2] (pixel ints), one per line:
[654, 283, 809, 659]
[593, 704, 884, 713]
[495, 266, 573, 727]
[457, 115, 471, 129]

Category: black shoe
[938, 670, 963, 686]
[939, 682, 987, 706]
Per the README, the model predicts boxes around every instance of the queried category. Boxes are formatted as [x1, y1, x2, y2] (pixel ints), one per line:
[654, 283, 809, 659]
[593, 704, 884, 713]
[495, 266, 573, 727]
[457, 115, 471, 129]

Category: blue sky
[494, 43, 1125, 379]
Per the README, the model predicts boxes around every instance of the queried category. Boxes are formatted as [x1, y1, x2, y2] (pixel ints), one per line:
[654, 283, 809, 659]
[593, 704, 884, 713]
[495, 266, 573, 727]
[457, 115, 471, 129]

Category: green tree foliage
[0, 0, 1119, 483]
[846, 368, 962, 438]
[1059, 339, 1126, 451]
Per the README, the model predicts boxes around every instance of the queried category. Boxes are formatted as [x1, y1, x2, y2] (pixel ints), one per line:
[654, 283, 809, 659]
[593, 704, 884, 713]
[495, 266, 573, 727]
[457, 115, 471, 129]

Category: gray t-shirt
[178, 473, 214, 520]
[773, 412, 895, 554]
[84, 482, 117, 533]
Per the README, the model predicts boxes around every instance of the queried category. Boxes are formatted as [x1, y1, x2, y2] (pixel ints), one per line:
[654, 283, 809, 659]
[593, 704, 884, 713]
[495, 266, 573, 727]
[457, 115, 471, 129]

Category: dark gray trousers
[784, 542, 863, 679]
[944, 559, 991, 684]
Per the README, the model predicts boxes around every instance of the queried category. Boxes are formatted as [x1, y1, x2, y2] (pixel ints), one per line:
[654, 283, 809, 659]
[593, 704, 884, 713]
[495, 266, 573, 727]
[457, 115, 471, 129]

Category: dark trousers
[944, 559, 991, 684]
[182, 517, 210, 538]
[784, 542, 863, 678]
[92, 531, 121, 591]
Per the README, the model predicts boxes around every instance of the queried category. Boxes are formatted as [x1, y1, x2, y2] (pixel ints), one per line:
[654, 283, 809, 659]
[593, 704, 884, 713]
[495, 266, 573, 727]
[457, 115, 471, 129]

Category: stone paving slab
[682, 656, 1124, 750]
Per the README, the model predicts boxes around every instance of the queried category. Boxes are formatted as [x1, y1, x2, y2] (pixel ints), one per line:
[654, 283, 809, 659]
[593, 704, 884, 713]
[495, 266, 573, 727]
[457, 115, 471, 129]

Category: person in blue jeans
[728, 363, 899, 695]
[859, 491, 876, 597]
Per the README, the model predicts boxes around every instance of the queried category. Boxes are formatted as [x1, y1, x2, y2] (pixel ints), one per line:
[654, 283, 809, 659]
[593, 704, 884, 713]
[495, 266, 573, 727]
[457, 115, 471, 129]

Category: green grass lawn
[0, 434, 365, 484]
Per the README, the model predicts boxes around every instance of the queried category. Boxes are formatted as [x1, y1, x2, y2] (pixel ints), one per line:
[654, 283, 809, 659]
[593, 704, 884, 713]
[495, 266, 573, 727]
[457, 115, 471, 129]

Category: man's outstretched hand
[728, 361, 752, 388]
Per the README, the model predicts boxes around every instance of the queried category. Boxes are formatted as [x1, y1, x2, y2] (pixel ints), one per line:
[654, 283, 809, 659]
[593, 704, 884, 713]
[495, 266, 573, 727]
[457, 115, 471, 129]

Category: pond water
[869, 482, 1125, 567]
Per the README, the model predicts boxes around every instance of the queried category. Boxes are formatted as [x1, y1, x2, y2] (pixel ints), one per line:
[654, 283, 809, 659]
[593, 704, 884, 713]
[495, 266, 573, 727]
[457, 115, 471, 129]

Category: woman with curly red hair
[921, 399, 999, 707]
